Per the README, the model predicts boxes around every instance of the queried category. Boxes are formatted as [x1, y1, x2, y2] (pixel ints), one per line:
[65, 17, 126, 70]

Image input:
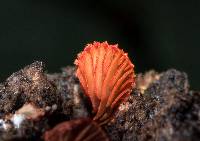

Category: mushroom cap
[74, 41, 135, 124]
[44, 118, 109, 141]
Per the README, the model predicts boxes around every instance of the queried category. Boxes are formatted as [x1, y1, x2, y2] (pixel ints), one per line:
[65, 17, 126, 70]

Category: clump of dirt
[47, 67, 89, 119]
[0, 62, 200, 141]
[138, 69, 199, 141]
[104, 69, 200, 141]
[0, 61, 59, 115]
[0, 62, 88, 140]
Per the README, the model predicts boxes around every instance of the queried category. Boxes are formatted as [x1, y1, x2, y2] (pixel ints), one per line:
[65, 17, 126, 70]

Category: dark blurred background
[0, 0, 199, 89]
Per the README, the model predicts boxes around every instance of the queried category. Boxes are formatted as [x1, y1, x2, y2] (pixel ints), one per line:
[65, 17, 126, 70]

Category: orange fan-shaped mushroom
[74, 41, 135, 124]
[44, 118, 109, 141]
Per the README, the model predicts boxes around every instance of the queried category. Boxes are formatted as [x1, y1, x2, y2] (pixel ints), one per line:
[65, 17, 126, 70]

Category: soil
[0, 61, 199, 141]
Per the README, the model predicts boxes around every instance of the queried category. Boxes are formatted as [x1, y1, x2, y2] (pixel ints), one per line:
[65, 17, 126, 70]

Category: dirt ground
[0, 61, 199, 141]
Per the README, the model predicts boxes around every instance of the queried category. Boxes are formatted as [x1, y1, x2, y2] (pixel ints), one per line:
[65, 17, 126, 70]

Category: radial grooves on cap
[74, 41, 135, 125]
[94, 51, 122, 120]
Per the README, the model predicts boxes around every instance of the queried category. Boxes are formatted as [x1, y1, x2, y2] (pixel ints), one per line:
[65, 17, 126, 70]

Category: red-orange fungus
[74, 41, 135, 125]
[44, 118, 109, 141]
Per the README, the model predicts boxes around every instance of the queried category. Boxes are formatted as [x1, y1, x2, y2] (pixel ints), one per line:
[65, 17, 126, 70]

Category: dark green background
[0, 0, 199, 89]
